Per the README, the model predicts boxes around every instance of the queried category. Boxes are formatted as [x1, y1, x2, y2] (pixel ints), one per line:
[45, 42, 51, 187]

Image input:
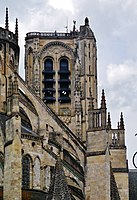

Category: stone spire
[120, 112, 124, 130]
[5, 8, 9, 30]
[15, 18, 18, 43]
[48, 157, 71, 200]
[101, 89, 106, 109]
[107, 112, 111, 129]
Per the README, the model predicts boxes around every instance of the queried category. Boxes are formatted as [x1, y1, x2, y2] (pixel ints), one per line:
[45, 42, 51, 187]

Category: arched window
[22, 155, 31, 189]
[44, 59, 53, 71]
[42, 58, 55, 103]
[33, 157, 40, 189]
[58, 58, 71, 103]
[60, 59, 68, 71]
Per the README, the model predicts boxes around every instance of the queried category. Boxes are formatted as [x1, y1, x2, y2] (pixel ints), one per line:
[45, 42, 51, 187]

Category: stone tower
[25, 17, 97, 142]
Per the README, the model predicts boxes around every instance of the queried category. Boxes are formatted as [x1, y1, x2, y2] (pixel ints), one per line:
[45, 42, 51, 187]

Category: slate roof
[47, 157, 71, 200]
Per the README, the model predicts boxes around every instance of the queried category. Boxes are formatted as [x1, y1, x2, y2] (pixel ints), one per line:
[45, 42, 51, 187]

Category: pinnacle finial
[120, 112, 124, 130]
[117, 121, 120, 129]
[85, 17, 89, 26]
[15, 18, 18, 43]
[101, 89, 106, 109]
[107, 112, 111, 129]
[5, 8, 9, 30]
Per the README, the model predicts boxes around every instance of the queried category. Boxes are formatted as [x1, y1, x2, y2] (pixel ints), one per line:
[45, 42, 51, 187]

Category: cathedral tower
[25, 18, 97, 141]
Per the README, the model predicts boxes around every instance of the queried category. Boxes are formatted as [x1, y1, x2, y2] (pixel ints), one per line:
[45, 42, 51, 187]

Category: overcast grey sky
[1, 0, 137, 168]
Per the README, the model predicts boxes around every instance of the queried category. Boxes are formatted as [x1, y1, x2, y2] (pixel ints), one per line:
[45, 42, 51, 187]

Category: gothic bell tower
[25, 17, 97, 141]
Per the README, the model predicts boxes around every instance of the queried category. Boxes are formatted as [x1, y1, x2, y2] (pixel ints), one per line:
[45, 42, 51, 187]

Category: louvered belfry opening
[42, 59, 56, 103]
[58, 58, 71, 103]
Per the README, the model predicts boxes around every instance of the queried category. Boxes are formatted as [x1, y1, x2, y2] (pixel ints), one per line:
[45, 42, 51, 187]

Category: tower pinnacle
[5, 8, 9, 30]
[101, 89, 106, 109]
[107, 112, 111, 129]
[120, 112, 124, 130]
[15, 18, 18, 43]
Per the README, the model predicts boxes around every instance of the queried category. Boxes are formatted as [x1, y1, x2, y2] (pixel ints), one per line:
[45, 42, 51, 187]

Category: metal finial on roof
[5, 8, 9, 30]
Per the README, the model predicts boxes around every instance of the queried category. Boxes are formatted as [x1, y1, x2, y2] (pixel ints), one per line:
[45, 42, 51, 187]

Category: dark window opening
[44, 73, 53, 79]
[60, 73, 69, 79]
[44, 59, 53, 71]
[60, 83, 69, 89]
[58, 58, 71, 103]
[43, 58, 55, 103]
[22, 156, 30, 189]
[60, 59, 68, 71]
